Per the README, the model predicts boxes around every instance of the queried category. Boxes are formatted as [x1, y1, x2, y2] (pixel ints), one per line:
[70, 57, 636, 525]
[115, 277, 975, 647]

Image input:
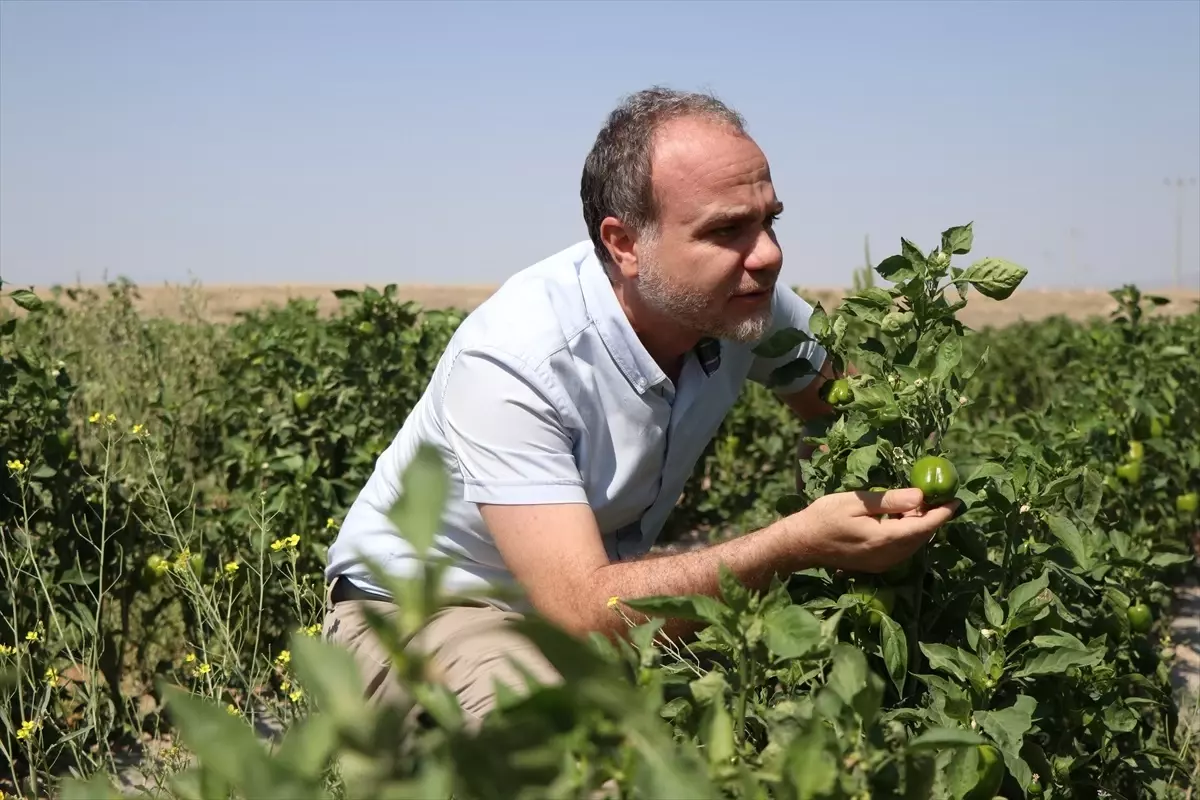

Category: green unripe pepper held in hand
[909, 455, 960, 505]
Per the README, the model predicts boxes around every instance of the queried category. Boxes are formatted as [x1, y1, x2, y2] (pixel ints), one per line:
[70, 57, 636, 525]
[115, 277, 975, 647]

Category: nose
[744, 226, 783, 273]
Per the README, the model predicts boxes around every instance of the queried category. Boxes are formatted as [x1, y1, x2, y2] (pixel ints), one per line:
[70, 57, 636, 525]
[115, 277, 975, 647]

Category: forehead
[649, 116, 775, 223]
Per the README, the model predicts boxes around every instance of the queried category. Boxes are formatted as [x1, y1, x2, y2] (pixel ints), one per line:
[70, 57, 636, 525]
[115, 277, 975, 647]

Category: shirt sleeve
[745, 282, 829, 394]
[441, 347, 590, 506]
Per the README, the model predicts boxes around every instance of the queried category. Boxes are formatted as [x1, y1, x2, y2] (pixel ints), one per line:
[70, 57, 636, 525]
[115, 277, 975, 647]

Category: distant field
[19, 282, 1200, 330]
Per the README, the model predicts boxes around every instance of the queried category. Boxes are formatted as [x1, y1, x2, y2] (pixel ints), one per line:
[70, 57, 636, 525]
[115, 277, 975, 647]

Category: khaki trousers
[321, 579, 563, 731]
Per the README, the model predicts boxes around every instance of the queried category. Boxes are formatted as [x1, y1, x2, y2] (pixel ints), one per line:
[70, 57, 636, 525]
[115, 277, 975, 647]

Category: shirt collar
[578, 244, 722, 394]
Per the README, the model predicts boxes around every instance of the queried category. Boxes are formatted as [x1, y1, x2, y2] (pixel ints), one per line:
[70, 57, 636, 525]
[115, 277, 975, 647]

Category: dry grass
[14, 282, 1200, 331]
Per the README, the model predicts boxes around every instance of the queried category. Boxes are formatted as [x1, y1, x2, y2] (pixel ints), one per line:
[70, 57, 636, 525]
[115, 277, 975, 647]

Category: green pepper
[1127, 603, 1153, 633]
[820, 378, 853, 407]
[1115, 461, 1141, 484]
[964, 744, 1005, 800]
[909, 455, 960, 506]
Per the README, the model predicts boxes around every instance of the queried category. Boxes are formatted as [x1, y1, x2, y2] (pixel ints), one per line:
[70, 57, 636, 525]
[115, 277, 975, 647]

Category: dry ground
[16, 282, 1200, 330]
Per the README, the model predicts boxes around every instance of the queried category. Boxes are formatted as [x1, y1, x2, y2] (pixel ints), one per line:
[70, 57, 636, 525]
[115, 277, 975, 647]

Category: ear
[598, 216, 642, 280]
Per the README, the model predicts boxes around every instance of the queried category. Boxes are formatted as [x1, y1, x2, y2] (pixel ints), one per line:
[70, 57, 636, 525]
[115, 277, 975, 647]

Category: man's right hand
[788, 488, 958, 574]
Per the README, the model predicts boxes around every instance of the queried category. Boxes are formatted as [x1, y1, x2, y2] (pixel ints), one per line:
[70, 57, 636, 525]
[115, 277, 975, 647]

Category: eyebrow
[697, 201, 784, 230]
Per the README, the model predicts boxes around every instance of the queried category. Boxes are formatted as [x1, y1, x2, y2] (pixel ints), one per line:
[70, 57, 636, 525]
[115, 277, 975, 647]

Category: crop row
[2, 225, 1198, 798]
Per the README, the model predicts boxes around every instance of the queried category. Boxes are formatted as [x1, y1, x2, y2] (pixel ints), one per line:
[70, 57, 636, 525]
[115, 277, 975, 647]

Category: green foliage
[2, 220, 1199, 798]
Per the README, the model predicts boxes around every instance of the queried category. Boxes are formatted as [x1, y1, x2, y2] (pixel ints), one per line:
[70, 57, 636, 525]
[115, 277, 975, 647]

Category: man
[322, 87, 957, 728]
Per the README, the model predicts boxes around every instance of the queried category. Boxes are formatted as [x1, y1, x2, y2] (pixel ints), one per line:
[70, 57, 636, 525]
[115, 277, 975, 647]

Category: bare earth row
[18, 283, 1200, 330]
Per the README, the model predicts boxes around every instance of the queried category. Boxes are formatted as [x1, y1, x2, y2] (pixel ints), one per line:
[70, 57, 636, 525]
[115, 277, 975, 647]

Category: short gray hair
[580, 86, 748, 277]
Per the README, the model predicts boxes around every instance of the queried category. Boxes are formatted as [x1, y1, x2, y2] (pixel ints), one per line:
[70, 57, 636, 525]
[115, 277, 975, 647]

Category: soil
[15, 282, 1200, 330]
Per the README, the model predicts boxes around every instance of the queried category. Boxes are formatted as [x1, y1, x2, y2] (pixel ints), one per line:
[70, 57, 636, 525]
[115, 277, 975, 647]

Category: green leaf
[385, 443, 449, 555]
[60, 774, 126, 800]
[941, 223, 974, 255]
[879, 615, 908, 697]
[1148, 552, 1193, 567]
[1006, 571, 1050, 622]
[901, 238, 926, 266]
[931, 336, 963, 385]
[827, 643, 868, 705]
[918, 643, 982, 684]
[876, 255, 915, 281]
[844, 443, 879, 487]
[764, 605, 824, 661]
[768, 357, 818, 389]
[752, 326, 812, 358]
[689, 670, 729, 705]
[8, 288, 44, 312]
[623, 595, 730, 627]
[274, 714, 339, 782]
[785, 723, 839, 799]
[964, 462, 1007, 488]
[158, 683, 269, 795]
[906, 726, 986, 752]
[974, 695, 1037, 789]
[983, 588, 1005, 629]
[718, 562, 751, 612]
[1045, 513, 1093, 570]
[704, 700, 736, 766]
[287, 633, 373, 744]
[957, 258, 1028, 300]
[1012, 645, 1105, 678]
[849, 287, 893, 309]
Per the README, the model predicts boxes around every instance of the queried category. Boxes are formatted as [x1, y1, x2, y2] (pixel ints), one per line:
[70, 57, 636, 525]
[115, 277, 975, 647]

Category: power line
[1164, 177, 1198, 289]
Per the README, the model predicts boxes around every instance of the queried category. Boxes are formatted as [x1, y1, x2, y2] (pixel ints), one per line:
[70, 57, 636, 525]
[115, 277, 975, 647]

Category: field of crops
[2, 223, 1199, 799]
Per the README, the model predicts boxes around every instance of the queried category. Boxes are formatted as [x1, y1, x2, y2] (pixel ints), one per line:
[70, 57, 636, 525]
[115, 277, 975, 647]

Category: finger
[847, 487, 925, 516]
[880, 501, 960, 540]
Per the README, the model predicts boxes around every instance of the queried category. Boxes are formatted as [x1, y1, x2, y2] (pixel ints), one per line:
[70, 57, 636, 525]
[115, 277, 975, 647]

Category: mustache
[730, 276, 777, 297]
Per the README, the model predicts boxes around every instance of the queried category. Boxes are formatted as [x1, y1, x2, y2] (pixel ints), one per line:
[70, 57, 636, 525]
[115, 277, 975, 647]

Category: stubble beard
[636, 247, 774, 344]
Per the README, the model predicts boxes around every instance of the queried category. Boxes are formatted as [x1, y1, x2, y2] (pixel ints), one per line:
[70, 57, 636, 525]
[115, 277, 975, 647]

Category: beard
[635, 248, 775, 344]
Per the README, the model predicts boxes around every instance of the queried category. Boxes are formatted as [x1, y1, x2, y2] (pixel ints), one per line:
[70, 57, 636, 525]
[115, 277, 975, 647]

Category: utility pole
[1164, 177, 1198, 289]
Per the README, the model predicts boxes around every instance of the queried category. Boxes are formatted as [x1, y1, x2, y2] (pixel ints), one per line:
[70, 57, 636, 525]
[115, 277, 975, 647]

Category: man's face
[633, 116, 784, 343]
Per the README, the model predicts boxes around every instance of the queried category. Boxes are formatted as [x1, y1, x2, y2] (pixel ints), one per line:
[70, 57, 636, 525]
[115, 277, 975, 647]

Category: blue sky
[2, 0, 1198, 291]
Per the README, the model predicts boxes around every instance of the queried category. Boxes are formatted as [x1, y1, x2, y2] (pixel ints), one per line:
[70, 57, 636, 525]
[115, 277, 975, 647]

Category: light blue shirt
[324, 240, 827, 610]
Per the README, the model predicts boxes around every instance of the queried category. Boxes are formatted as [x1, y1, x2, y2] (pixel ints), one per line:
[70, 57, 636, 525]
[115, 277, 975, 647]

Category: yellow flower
[6, 459, 24, 473]
[106, 413, 116, 424]
[184, 652, 196, 663]
[606, 596, 621, 610]
[88, 412, 101, 424]
[289, 689, 303, 702]
[325, 517, 337, 530]
[16, 719, 38, 740]
[280, 680, 291, 692]
[131, 423, 145, 435]
[44, 666, 58, 685]
[275, 650, 290, 666]
[226, 704, 240, 716]
[304, 623, 321, 637]
[25, 630, 39, 643]
[195, 662, 211, 676]
[269, 534, 300, 552]
[223, 561, 239, 574]
[0, 644, 15, 656]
